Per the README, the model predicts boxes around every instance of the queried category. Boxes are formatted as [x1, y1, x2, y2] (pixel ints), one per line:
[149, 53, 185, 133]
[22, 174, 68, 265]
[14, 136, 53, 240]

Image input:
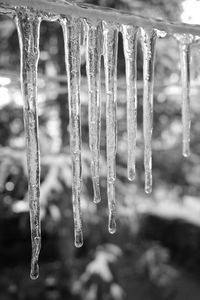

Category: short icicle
[122, 25, 138, 181]
[103, 22, 118, 234]
[140, 28, 158, 194]
[85, 21, 102, 204]
[15, 11, 41, 280]
[61, 18, 83, 247]
[179, 42, 191, 157]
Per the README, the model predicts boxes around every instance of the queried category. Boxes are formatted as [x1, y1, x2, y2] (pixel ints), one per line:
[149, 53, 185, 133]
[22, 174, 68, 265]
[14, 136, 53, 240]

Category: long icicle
[179, 42, 191, 157]
[85, 21, 102, 204]
[103, 22, 118, 234]
[61, 18, 83, 247]
[15, 11, 41, 280]
[122, 25, 138, 181]
[140, 28, 157, 194]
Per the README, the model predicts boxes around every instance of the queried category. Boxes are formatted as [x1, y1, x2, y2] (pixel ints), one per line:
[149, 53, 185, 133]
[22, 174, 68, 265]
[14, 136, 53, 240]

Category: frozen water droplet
[30, 260, 39, 280]
[75, 229, 83, 248]
[128, 168, 136, 182]
[93, 180, 101, 204]
[145, 182, 152, 194]
[109, 213, 116, 234]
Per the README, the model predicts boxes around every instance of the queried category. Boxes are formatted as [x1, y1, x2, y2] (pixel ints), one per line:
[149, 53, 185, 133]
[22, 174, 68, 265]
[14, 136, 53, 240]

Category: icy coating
[15, 10, 41, 280]
[85, 21, 102, 204]
[0, 0, 198, 280]
[61, 18, 83, 248]
[122, 25, 138, 181]
[103, 22, 118, 234]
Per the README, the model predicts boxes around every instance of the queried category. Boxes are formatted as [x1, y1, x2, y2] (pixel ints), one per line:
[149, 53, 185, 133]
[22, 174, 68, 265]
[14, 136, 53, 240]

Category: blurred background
[1, 0, 200, 299]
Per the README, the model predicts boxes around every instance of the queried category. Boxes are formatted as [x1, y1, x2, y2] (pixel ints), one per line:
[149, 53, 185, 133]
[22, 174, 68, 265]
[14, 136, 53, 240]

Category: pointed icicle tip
[30, 261, 39, 280]
[109, 213, 117, 234]
[94, 194, 101, 204]
[75, 230, 83, 248]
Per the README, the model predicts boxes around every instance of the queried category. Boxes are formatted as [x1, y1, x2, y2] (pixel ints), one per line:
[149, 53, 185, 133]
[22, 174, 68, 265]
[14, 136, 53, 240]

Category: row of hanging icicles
[8, 7, 195, 279]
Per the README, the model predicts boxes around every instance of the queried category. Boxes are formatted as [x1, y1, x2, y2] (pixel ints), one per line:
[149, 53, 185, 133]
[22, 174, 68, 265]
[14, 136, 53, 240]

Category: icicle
[85, 21, 102, 204]
[122, 25, 138, 181]
[61, 18, 83, 247]
[15, 11, 41, 280]
[140, 28, 158, 194]
[179, 42, 191, 157]
[103, 22, 118, 234]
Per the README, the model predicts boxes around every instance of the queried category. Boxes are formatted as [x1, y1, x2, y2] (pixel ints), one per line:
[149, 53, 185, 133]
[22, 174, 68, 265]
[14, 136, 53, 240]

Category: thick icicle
[122, 25, 138, 181]
[103, 22, 118, 234]
[85, 21, 102, 204]
[15, 11, 41, 280]
[179, 42, 191, 157]
[140, 28, 158, 194]
[61, 18, 83, 247]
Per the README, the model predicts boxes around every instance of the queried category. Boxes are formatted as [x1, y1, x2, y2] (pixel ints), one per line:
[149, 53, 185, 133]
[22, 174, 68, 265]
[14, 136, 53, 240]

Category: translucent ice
[61, 18, 83, 247]
[140, 28, 158, 194]
[15, 10, 41, 280]
[122, 25, 138, 181]
[174, 33, 195, 157]
[179, 42, 191, 157]
[85, 21, 103, 204]
[103, 22, 118, 234]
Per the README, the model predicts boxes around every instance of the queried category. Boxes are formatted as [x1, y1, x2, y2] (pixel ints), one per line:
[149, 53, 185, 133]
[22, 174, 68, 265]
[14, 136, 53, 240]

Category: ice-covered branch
[1, 0, 200, 35]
